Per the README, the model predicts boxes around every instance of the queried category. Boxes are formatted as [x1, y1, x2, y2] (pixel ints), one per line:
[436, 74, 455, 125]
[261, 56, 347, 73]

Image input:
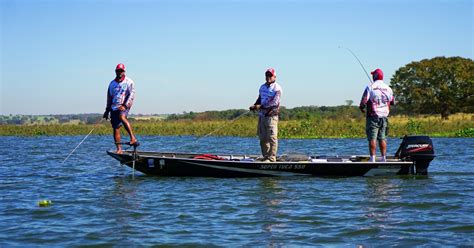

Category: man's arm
[390, 89, 395, 105]
[359, 86, 369, 113]
[103, 86, 112, 119]
[249, 96, 261, 111]
[123, 81, 135, 110]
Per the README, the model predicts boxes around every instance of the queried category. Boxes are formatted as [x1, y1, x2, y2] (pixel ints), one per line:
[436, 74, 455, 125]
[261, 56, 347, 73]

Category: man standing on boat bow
[249, 68, 282, 162]
[103, 63, 138, 154]
[359, 68, 395, 162]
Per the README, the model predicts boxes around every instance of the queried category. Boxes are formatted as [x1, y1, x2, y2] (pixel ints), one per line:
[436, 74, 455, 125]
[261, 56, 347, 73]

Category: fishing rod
[173, 110, 251, 150]
[339, 46, 373, 84]
[62, 117, 104, 163]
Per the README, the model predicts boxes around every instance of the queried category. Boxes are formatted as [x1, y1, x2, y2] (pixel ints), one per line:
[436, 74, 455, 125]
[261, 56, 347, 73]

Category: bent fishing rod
[339, 46, 373, 84]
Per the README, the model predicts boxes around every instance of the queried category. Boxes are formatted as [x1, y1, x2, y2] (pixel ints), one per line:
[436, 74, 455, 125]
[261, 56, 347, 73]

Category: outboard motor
[395, 135, 435, 175]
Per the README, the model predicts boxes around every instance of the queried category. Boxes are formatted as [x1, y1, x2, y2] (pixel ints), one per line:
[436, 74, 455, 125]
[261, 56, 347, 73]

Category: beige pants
[258, 115, 278, 162]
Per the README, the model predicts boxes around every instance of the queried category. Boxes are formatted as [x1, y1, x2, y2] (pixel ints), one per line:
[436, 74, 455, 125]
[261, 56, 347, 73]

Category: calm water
[0, 136, 473, 246]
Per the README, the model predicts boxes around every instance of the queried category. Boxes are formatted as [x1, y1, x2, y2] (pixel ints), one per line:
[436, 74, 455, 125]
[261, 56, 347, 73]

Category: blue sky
[1, 0, 472, 115]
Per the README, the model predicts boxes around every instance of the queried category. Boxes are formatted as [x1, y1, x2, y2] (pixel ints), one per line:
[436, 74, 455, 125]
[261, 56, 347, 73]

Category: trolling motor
[115, 141, 140, 177]
[395, 135, 436, 175]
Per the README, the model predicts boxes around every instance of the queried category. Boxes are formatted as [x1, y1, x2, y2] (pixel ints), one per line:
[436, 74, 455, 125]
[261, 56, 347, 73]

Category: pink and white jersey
[359, 80, 394, 118]
[258, 82, 282, 117]
[106, 77, 135, 111]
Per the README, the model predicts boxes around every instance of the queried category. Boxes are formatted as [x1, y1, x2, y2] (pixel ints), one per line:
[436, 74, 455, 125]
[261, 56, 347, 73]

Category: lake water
[0, 136, 473, 246]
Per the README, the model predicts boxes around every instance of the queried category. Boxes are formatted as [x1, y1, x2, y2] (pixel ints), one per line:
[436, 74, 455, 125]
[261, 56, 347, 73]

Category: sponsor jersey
[257, 82, 282, 117]
[359, 80, 394, 118]
[106, 77, 135, 111]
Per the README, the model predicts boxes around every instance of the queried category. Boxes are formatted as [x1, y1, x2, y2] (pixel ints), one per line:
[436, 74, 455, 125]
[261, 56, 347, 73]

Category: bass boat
[107, 135, 435, 177]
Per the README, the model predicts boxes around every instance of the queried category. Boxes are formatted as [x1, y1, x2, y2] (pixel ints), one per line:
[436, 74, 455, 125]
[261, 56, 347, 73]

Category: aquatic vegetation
[455, 127, 474, 137]
[1, 114, 472, 138]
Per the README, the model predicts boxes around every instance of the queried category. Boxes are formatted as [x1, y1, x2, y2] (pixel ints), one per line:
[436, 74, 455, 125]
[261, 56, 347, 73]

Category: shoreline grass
[0, 114, 472, 138]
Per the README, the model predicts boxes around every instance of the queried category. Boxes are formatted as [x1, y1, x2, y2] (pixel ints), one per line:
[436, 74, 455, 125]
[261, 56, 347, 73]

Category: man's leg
[378, 118, 388, 161]
[260, 139, 271, 161]
[379, 139, 387, 161]
[258, 116, 270, 161]
[268, 116, 278, 162]
[113, 128, 122, 153]
[119, 114, 137, 144]
[269, 138, 278, 162]
[366, 117, 378, 162]
[369, 139, 377, 162]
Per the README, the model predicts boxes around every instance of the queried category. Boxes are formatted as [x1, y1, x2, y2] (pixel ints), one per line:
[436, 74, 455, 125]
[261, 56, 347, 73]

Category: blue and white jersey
[107, 77, 135, 111]
[258, 82, 282, 117]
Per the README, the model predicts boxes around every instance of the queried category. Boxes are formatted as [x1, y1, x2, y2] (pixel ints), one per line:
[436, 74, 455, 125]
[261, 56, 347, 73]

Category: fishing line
[62, 118, 104, 163]
[173, 110, 251, 151]
[339, 46, 373, 84]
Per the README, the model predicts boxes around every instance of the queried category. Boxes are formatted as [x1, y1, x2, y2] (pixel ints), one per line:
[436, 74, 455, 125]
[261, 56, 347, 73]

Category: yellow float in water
[38, 200, 52, 207]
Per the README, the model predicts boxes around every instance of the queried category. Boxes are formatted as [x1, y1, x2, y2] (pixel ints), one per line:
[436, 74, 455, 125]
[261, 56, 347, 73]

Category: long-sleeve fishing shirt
[106, 77, 135, 111]
[254, 82, 283, 117]
[359, 80, 394, 118]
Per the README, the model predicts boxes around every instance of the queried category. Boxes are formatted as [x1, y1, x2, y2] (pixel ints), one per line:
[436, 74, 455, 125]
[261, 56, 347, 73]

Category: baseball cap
[116, 63, 126, 71]
[371, 68, 383, 80]
[265, 68, 276, 76]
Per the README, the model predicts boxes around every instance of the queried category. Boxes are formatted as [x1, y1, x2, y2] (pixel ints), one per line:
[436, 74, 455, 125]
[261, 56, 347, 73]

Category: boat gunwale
[107, 150, 414, 165]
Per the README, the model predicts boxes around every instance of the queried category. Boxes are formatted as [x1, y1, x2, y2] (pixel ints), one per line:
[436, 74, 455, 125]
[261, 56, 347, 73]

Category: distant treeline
[0, 114, 101, 125]
[167, 105, 366, 121]
[1, 105, 366, 125]
[165, 104, 417, 121]
[0, 113, 165, 125]
[2, 102, 472, 126]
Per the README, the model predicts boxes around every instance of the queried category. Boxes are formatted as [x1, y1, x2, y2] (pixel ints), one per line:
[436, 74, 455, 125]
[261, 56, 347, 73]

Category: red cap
[371, 68, 383, 80]
[116, 63, 126, 71]
[265, 68, 276, 76]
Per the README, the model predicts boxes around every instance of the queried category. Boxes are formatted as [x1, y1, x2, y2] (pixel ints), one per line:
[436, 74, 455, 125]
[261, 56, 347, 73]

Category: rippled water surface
[1, 136, 473, 246]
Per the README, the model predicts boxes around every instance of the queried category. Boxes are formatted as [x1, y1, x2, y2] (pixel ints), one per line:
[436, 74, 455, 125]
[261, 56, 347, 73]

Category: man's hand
[119, 106, 126, 111]
[103, 111, 110, 120]
[359, 106, 365, 114]
[249, 104, 261, 111]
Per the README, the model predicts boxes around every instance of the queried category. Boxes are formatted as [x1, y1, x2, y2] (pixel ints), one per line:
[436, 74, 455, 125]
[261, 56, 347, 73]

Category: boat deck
[112, 150, 409, 164]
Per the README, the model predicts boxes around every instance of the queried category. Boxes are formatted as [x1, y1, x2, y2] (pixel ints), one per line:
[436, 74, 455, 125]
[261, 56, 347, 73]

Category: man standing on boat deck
[103, 63, 138, 154]
[249, 68, 282, 162]
[359, 68, 395, 162]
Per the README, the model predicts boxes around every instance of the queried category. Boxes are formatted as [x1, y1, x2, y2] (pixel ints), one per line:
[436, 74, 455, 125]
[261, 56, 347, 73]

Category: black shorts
[110, 110, 128, 129]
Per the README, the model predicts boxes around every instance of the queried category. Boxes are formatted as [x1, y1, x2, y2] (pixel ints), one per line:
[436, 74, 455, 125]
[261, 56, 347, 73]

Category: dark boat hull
[107, 151, 417, 177]
[107, 136, 435, 177]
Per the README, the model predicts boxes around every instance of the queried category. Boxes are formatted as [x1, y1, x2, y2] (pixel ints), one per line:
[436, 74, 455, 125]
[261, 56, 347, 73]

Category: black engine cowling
[395, 135, 435, 175]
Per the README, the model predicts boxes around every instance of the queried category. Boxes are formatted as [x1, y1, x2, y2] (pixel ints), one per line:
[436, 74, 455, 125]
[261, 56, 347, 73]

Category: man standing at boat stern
[359, 68, 395, 162]
[103, 63, 138, 154]
[249, 68, 282, 162]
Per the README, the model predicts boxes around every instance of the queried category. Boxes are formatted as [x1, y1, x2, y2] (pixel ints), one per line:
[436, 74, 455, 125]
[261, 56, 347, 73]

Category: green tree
[390, 56, 474, 119]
